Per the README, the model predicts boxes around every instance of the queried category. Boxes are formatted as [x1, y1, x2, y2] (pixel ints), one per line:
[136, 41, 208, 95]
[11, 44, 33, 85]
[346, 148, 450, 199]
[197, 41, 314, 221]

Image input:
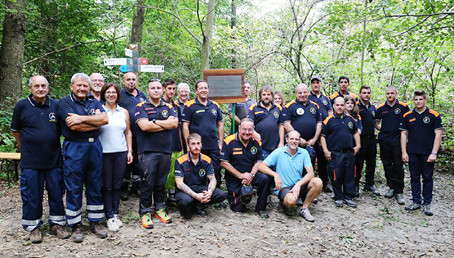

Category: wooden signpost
[104, 45, 165, 73]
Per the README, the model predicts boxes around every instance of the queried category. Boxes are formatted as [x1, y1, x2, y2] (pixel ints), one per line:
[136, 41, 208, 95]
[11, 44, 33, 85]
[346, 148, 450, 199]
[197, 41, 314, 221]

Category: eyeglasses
[92, 79, 104, 82]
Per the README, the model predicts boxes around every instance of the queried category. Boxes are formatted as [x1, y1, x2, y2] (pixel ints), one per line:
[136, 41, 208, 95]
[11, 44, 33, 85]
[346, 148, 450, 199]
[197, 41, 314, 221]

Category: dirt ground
[1, 166, 453, 258]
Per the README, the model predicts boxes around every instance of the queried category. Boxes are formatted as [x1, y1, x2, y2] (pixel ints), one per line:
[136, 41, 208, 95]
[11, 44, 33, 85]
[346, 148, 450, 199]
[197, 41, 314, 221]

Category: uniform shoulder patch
[285, 100, 295, 108]
[323, 114, 334, 125]
[429, 109, 440, 117]
[309, 100, 320, 109]
[212, 100, 221, 108]
[224, 134, 236, 145]
[185, 99, 196, 108]
[329, 92, 339, 100]
[177, 154, 189, 164]
[275, 103, 283, 111]
[164, 102, 174, 109]
[249, 103, 257, 111]
[201, 154, 212, 163]
[403, 110, 413, 118]
[136, 101, 146, 107]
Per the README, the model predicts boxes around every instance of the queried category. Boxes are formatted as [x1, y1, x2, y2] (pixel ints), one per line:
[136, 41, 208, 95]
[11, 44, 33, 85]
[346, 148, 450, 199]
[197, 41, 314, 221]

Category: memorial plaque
[204, 69, 245, 104]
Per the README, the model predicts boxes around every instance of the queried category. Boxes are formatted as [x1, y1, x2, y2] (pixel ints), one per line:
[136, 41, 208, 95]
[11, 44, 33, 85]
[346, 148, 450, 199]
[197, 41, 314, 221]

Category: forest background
[0, 0, 453, 176]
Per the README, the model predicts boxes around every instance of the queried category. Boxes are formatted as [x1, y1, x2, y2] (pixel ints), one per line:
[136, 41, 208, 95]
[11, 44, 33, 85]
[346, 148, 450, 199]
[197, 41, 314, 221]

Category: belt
[66, 137, 97, 143]
[333, 148, 353, 153]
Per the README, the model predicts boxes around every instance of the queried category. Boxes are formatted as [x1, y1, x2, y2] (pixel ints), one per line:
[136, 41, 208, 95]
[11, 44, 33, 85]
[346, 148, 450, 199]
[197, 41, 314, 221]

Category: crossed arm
[137, 116, 178, 132]
[66, 110, 108, 132]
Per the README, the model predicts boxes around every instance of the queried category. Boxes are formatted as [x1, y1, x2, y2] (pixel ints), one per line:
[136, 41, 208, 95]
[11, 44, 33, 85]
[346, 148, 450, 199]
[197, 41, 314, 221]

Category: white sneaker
[113, 214, 123, 227]
[299, 208, 315, 222]
[107, 218, 119, 231]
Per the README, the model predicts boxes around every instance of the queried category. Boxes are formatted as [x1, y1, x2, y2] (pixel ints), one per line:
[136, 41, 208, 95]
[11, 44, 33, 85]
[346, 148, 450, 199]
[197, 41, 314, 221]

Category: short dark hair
[414, 90, 427, 98]
[338, 76, 350, 84]
[163, 78, 176, 88]
[259, 86, 274, 98]
[195, 79, 208, 90]
[100, 83, 121, 103]
[359, 85, 371, 93]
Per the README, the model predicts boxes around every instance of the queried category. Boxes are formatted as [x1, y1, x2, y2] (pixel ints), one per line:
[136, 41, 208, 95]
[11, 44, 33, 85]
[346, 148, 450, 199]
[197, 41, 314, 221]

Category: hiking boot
[167, 189, 176, 202]
[405, 203, 421, 211]
[71, 224, 83, 243]
[422, 204, 433, 216]
[196, 207, 207, 217]
[395, 194, 405, 205]
[312, 198, 318, 204]
[344, 199, 357, 208]
[299, 208, 315, 222]
[140, 213, 154, 229]
[120, 190, 129, 201]
[354, 186, 360, 198]
[219, 202, 227, 208]
[51, 225, 71, 239]
[107, 218, 119, 232]
[153, 208, 172, 224]
[113, 214, 123, 227]
[323, 184, 333, 193]
[296, 198, 303, 206]
[384, 188, 394, 198]
[129, 188, 140, 197]
[90, 222, 108, 238]
[364, 185, 381, 196]
[30, 228, 43, 244]
[334, 200, 344, 207]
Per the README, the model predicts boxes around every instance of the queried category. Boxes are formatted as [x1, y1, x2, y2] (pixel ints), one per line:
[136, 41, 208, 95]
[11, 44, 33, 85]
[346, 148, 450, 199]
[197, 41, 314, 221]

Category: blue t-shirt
[247, 102, 284, 151]
[264, 146, 312, 194]
[11, 95, 63, 169]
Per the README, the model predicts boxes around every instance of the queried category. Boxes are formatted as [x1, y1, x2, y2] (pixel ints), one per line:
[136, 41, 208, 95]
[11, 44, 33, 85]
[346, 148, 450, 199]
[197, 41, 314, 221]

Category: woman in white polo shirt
[99, 83, 133, 231]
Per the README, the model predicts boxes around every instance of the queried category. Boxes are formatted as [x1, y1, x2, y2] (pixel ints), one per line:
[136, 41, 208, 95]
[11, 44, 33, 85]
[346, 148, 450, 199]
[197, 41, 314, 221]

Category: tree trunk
[0, 0, 27, 104]
[231, 0, 237, 68]
[201, 0, 215, 78]
[130, 0, 145, 45]
[360, 0, 368, 86]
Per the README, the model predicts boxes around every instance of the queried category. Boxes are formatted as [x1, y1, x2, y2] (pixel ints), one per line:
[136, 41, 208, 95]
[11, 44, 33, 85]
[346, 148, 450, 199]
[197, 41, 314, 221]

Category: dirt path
[1, 170, 453, 258]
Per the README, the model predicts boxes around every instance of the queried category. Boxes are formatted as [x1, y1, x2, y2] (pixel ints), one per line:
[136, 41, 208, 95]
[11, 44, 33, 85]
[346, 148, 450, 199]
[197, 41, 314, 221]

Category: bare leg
[302, 178, 323, 209]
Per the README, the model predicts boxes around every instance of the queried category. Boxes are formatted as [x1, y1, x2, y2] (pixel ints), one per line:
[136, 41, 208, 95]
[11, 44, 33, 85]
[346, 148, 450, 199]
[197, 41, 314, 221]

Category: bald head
[333, 96, 345, 116]
[123, 72, 138, 93]
[295, 83, 309, 103]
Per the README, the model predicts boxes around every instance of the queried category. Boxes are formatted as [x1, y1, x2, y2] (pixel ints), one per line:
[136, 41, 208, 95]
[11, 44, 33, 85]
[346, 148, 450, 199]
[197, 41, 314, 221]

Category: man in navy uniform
[321, 97, 361, 208]
[221, 118, 274, 218]
[88, 73, 104, 101]
[229, 80, 256, 134]
[375, 86, 410, 204]
[12, 75, 70, 243]
[401, 90, 442, 216]
[58, 73, 108, 243]
[182, 80, 225, 194]
[248, 86, 284, 159]
[118, 72, 147, 199]
[135, 79, 178, 228]
[329, 76, 358, 104]
[308, 76, 333, 193]
[355, 85, 380, 196]
[174, 133, 226, 219]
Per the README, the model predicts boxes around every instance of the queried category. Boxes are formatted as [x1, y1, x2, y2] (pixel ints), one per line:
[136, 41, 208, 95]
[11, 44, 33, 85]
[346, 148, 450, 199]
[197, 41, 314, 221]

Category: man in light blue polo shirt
[259, 130, 323, 222]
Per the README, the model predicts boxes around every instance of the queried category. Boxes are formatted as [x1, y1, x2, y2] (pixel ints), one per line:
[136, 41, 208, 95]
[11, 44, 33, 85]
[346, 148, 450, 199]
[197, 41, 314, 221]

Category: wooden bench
[0, 153, 21, 186]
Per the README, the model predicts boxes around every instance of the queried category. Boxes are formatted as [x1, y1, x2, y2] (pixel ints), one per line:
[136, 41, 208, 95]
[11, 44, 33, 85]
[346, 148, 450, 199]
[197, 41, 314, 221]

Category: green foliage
[0, 98, 16, 153]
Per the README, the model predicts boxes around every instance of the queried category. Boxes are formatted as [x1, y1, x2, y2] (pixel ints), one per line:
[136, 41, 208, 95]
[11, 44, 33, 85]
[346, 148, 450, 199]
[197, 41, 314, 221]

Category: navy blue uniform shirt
[357, 100, 376, 136]
[401, 108, 443, 155]
[174, 153, 214, 186]
[162, 97, 182, 152]
[284, 99, 322, 140]
[11, 95, 63, 169]
[118, 89, 147, 136]
[58, 94, 105, 139]
[182, 98, 223, 151]
[247, 102, 283, 151]
[375, 100, 409, 141]
[135, 99, 177, 154]
[221, 133, 263, 173]
[329, 91, 358, 105]
[322, 114, 358, 151]
[308, 92, 332, 120]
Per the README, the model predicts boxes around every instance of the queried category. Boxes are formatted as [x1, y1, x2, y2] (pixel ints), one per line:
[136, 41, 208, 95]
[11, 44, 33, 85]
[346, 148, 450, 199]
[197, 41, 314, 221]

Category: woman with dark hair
[99, 83, 133, 231]
[344, 95, 362, 197]
[274, 91, 286, 106]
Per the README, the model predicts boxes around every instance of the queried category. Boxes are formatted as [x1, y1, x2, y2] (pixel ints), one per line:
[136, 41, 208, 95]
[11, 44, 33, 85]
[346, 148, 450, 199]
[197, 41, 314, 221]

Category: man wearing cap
[401, 90, 442, 216]
[174, 133, 226, 219]
[12, 75, 70, 243]
[118, 72, 147, 199]
[308, 76, 333, 193]
[247, 85, 284, 159]
[321, 96, 361, 208]
[58, 73, 109, 242]
[221, 118, 274, 218]
[89, 73, 105, 101]
[259, 130, 323, 222]
[375, 85, 410, 205]
[329, 76, 358, 104]
[228, 80, 256, 134]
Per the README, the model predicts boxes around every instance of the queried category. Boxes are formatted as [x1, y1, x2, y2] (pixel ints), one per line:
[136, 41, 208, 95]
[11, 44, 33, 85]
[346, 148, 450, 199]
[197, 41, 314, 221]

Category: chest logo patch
[49, 112, 57, 122]
[394, 108, 401, 114]
[310, 107, 316, 114]
[162, 109, 169, 118]
[251, 146, 258, 155]
[423, 117, 430, 124]
[89, 109, 96, 116]
[348, 121, 353, 129]
[199, 169, 206, 177]
[297, 108, 305, 115]
[211, 108, 217, 116]
[322, 99, 328, 105]
[372, 111, 375, 117]
[273, 111, 279, 118]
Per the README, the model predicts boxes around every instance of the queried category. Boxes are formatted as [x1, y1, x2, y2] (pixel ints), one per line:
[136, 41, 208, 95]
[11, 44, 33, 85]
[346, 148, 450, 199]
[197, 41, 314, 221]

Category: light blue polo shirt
[264, 146, 312, 194]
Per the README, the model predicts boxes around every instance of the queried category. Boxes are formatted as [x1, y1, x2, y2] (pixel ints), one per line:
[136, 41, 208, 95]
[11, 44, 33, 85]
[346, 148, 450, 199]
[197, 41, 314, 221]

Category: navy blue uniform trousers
[328, 151, 355, 201]
[379, 140, 405, 193]
[408, 153, 434, 204]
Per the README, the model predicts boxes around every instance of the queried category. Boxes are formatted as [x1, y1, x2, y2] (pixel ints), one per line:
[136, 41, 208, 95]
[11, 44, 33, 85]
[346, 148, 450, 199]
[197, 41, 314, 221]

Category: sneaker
[113, 214, 123, 228]
[312, 198, 318, 204]
[334, 200, 344, 207]
[29, 228, 43, 244]
[71, 224, 84, 243]
[364, 185, 381, 196]
[50, 225, 71, 239]
[296, 198, 303, 206]
[107, 218, 119, 232]
[422, 204, 433, 216]
[354, 186, 359, 198]
[322, 184, 333, 193]
[256, 209, 270, 219]
[299, 208, 315, 222]
[395, 193, 405, 205]
[140, 213, 154, 229]
[405, 203, 421, 211]
[344, 199, 357, 208]
[90, 222, 108, 238]
[384, 188, 394, 198]
[196, 207, 207, 217]
[153, 208, 172, 224]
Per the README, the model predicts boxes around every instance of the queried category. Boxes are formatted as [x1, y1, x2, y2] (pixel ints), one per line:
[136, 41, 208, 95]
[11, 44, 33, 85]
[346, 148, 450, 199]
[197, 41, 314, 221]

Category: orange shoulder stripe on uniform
[403, 110, 413, 118]
[350, 92, 358, 99]
[185, 99, 196, 108]
[429, 109, 440, 117]
[309, 100, 320, 109]
[224, 134, 236, 145]
[212, 100, 221, 108]
[249, 103, 257, 111]
[285, 100, 295, 108]
[377, 103, 385, 109]
[201, 154, 212, 163]
[252, 136, 262, 146]
[136, 101, 146, 107]
[357, 114, 362, 121]
[323, 114, 334, 125]
[164, 102, 174, 109]
[177, 154, 189, 164]
[400, 102, 408, 107]
[329, 92, 339, 100]
[275, 103, 283, 111]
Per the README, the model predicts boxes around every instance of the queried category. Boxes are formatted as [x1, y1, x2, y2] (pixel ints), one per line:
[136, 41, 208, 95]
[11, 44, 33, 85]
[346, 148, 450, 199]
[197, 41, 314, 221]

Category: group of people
[12, 72, 442, 244]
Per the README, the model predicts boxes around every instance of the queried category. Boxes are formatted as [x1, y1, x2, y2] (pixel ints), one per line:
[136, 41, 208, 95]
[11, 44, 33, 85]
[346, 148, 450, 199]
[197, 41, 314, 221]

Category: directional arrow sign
[104, 58, 127, 65]
[140, 65, 165, 73]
